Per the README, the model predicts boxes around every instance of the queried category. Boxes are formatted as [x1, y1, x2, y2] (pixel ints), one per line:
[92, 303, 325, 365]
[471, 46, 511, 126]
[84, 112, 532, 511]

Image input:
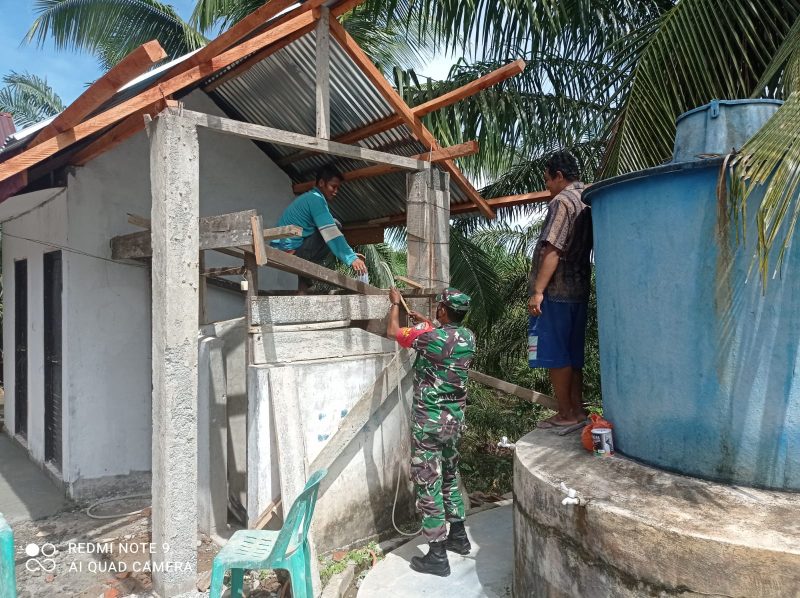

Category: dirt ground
[11, 498, 221, 598]
[12, 497, 295, 597]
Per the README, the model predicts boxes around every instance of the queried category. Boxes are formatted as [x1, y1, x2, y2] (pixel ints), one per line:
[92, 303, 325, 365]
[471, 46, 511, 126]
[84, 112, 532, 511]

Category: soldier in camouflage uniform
[387, 287, 476, 577]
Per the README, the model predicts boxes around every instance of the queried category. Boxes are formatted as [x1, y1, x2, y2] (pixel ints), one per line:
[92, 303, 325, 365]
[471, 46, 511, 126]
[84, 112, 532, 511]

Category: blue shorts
[528, 297, 588, 369]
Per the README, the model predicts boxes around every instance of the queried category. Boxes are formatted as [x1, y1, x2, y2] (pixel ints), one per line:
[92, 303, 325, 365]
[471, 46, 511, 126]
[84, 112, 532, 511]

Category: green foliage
[319, 541, 381, 587]
[459, 383, 545, 494]
[193, 0, 441, 74]
[601, 0, 800, 177]
[25, 0, 206, 69]
[0, 71, 65, 129]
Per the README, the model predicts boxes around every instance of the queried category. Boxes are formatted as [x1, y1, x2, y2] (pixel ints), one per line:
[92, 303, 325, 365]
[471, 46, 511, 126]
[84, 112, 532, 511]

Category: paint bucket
[592, 428, 614, 456]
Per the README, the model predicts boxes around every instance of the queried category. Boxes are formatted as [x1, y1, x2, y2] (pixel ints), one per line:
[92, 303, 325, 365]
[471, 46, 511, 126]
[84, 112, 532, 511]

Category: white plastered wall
[2, 90, 297, 496]
[2, 191, 69, 470]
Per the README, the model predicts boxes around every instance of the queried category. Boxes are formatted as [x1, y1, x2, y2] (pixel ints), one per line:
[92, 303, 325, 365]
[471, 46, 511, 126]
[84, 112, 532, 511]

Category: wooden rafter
[71, 99, 173, 166]
[342, 189, 552, 234]
[0, 9, 319, 186]
[277, 59, 526, 167]
[292, 140, 479, 193]
[451, 190, 551, 214]
[328, 19, 495, 219]
[160, 0, 312, 80]
[203, 0, 348, 92]
[31, 41, 167, 146]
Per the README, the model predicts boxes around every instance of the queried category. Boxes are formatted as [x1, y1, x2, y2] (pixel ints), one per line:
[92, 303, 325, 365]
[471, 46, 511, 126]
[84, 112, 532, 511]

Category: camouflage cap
[437, 288, 471, 312]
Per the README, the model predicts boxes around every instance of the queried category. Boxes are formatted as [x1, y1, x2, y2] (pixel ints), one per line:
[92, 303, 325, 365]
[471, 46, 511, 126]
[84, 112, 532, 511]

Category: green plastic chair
[0, 513, 17, 598]
[210, 469, 327, 598]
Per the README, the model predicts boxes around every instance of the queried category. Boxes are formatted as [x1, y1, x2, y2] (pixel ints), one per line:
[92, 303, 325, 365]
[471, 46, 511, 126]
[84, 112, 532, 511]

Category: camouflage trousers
[410, 417, 466, 543]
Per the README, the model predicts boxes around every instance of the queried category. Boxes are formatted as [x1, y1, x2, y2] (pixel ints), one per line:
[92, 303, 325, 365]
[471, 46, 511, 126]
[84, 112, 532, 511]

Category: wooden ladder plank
[468, 370, 558, 411]
[262, 247, 384, 295]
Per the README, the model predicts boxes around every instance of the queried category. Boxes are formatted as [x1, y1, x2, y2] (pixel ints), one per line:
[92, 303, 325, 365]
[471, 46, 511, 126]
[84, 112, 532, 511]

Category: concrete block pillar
[149, 112, 200, 596]
[407, 169, 450, 313]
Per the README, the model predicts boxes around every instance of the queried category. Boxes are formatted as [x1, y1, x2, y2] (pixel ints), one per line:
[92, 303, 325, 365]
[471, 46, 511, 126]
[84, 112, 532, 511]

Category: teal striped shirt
[271, 188, 358, 266]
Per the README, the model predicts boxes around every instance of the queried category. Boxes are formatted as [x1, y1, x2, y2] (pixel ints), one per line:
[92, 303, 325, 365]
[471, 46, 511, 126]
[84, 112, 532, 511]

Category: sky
[0, 0, 195, 104]
[0, 0, 454, 106]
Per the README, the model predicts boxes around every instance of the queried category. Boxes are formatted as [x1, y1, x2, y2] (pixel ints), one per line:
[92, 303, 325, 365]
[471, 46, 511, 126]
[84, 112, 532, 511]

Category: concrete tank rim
[583, 156, 724, 206]
[675, 98, 784, 124]
[513, 429, 800, 555]
[513, 430, 800, 597]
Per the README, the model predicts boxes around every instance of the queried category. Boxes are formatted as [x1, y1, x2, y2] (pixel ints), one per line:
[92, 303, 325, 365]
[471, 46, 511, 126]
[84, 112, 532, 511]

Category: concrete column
[149, 112, 199, 596]
[406, 169, 450, 313]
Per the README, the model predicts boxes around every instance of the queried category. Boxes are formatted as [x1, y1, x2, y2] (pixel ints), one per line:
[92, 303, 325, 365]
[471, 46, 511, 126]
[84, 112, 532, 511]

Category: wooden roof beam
[328, 18, 495, 219]
[71, 99, 174, 166]
[292, 140, 479, 193]
[179, 109, 430, 170]
[341, 189, 552, 233]
[0, 9, 319, 187]
[31, 40, 168, 146]
[451, 190, 551, 214]
[161, 0, 317, 79]
[277, 59, 525, 167]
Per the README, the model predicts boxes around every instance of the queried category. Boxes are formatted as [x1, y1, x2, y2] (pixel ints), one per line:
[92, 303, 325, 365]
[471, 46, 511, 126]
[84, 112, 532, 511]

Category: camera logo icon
[24, 542, 58, 572]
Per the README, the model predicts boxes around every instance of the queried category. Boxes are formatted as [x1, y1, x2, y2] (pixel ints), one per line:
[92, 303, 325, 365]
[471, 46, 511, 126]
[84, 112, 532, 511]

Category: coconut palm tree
[24, 0, 207, 70]
[0, 71, 65, 129]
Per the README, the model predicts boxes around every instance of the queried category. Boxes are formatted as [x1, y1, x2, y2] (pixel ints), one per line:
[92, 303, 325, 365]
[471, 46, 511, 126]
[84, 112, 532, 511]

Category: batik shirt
[529, 181, 592, 302]
[397, 322, 476, 427]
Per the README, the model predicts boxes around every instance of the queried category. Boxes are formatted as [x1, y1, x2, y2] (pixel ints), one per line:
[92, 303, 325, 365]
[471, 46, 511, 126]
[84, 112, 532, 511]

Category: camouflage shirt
[397, 322, 476, 426]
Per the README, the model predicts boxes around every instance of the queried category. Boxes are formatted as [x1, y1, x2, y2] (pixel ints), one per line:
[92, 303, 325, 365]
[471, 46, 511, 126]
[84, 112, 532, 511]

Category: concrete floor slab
[0, 433, 69, 524]
[358, 504, 513, 598]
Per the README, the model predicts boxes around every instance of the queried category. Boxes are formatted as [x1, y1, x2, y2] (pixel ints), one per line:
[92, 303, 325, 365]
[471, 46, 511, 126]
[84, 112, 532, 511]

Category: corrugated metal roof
[0, 19, 475, 222]
[207, 30, 470, 223]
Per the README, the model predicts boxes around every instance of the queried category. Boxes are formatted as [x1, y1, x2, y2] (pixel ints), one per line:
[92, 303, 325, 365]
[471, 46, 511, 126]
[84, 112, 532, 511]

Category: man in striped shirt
[272, 164, 367, 292]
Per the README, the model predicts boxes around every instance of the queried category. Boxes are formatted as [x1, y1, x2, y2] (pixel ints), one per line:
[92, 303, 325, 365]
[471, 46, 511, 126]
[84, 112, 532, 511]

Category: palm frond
[191, 0, 262, 32]
[728, 90, 800, 283]
[25, 0, 206, 67]
[377, 0, 669, 63]
[602, 0, 800, 177]
[469, 222, 544, 259]
[0, 71, 65, 129]
[340, 8, 429, 72]
[395, 55, 621, 182]
[449, 226, 503, 329]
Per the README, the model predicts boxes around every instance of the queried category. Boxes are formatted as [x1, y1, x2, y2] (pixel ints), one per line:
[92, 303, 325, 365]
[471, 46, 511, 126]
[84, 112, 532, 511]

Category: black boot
[445, 520, 472, 555]
[410, 541, 451, 577]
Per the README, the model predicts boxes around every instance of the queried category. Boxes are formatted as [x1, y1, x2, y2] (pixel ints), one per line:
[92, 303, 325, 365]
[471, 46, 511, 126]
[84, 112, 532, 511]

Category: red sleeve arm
[396, 322, 434, 348]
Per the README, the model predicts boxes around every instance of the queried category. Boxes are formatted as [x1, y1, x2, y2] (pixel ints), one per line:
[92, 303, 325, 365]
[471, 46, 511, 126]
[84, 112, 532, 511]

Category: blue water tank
[672, 99, 782, 161]
[585, 101, 799, 490]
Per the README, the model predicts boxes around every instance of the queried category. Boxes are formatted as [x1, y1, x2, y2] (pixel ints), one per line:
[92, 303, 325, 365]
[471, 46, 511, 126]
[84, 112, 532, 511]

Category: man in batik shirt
[528, 150, 593, 428]
[386, 287, 476, 577]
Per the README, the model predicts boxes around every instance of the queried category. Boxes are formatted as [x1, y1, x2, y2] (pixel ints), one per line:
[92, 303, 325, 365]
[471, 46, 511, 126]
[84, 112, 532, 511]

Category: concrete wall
[198, 317, 248, 532]
[2, 91, 297, 496]
[247, 331, 416, 551]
